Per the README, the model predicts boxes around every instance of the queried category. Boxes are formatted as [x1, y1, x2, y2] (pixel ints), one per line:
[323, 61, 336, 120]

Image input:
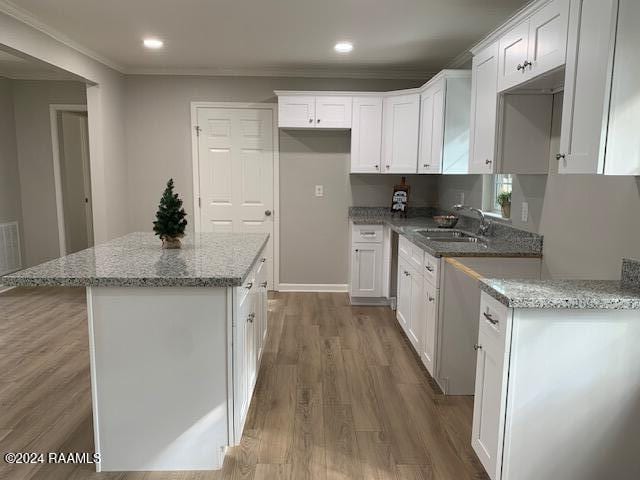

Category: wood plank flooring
[0, 287, 488, 479]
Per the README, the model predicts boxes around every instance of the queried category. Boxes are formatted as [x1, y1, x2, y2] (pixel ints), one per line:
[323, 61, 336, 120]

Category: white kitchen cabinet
[420, 280, 438, 375]
[469, 43, 500, 174]
[419, 71, 471, 174]
[407, 267, 423, 350]
[418, 82, 443, 174]
[497, 0, 570, 92]
[315, 96, 353, 128]
[277, 95, 316, 128]
[472, 294, 511, 480]
[276, 92, 352, 129]
[559, 0, 640, 175]
[350, 243, 383, 298]
[382, 93, 420, 173]
[349, 224, 390, 305]
[255, 257, 268, 360]
[396, 257, 412, 333]
[351, 96, 383, 173]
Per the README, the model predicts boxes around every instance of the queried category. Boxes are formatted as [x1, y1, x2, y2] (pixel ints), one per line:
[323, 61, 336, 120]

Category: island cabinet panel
[86, 286, 231, 472]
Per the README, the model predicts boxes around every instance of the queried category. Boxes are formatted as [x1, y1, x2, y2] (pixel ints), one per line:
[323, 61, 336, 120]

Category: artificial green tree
[153, 178, 188, 248]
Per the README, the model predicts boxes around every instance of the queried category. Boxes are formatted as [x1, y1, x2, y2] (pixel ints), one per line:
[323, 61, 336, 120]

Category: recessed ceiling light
[143, 38, 164, 49]
[334, 41, 353, 54]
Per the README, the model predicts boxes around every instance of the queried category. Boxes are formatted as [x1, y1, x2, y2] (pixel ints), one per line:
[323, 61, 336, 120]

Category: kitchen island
[1, 232, 270, 472]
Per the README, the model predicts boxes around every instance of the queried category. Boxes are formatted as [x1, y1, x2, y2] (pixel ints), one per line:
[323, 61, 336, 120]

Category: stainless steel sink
[413, 229, 486, 244]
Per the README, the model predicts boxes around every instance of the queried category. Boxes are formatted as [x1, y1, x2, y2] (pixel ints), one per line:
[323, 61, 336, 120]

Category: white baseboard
[277, 283, 348, 293]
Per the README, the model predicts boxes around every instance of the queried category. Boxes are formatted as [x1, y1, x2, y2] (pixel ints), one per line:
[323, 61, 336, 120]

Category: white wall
[123, 75, 425, 285]
[12, 80, 86, 266]
[0, 11, 129, 246]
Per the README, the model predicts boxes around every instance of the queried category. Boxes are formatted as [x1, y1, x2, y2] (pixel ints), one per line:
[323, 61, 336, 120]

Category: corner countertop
[479, 278, 640, 310]
[349, 207, 543, 258]
[1, 232, 270, 288]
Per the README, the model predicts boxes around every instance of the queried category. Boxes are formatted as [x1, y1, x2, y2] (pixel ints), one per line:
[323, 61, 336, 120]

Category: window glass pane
[493, 174, 512, 211]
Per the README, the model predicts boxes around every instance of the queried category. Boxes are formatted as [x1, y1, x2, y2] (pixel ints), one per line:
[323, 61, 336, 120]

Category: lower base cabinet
[420, 280, 438, 375]
[233, 255, 268, 443]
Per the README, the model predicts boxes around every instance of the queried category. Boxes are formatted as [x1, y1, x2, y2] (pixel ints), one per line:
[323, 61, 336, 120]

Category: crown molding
[0, 0, 125, 72]
[445, 50, 473, 69]
[125, 65, 434, 80]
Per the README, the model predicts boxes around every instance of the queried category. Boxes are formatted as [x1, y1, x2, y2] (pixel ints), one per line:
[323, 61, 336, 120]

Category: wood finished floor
[0, 287, 488, 480]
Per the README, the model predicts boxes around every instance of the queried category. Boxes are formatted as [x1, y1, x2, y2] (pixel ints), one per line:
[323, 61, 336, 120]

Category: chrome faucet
[452, 205, 490, 236]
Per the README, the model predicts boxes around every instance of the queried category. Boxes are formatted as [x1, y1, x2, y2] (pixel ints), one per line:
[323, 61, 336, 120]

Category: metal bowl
[433, 215, 459, 229]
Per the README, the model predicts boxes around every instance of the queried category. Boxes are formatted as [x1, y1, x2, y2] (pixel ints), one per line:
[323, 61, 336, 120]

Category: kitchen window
[482, 174, 512, 214]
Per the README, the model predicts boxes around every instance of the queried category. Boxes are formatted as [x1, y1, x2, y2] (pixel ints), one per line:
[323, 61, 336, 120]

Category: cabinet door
[406, 269, 423, 352]
[315, 96, 353, 128]
[419, 83, 445, 174]
[559, 0, 617, 174]
[351, 243, 383, 297]
[469, 43, 499, 173]
[382, 93, 420, 173]
[526, 0, 570, 78]
[278, 95, 315, 128]
[351, 96, 383, 173]
[245, 288, 257, 401]
[396, 258, 412, 333]
[421, 281, 438, 376]
[234, 289, 250, 439]
[497, 21, 530, 92]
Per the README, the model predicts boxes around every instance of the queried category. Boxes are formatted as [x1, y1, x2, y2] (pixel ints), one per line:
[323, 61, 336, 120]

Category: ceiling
[3, 0, 529, 78]
[0, 48, 80, 80]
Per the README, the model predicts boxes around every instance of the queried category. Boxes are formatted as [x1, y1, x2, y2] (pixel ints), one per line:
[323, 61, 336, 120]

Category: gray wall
[12, 80, 86, 267]
[123, 75, 426, 285]
[437, 173, 640, 279]
[0, 78, 22, 229]
[279, 129, 438, 284]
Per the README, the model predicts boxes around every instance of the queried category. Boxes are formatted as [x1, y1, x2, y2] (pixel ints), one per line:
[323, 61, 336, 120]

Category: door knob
[265, 210, 272, 216]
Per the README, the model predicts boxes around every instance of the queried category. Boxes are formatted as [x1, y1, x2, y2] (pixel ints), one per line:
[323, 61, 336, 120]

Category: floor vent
[0, 221, 22, 276]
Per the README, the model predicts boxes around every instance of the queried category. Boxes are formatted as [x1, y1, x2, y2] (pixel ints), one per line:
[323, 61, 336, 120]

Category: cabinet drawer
[352, 224, 383, 243]
[479, 292, 511, 343]
[422, 251, 440, 287]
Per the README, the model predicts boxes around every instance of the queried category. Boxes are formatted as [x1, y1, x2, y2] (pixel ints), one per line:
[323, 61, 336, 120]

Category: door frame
[190, 102, 280, 290]
[49, 103, 90, 256]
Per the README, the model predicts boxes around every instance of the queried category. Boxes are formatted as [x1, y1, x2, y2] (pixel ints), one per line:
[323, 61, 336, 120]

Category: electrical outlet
[315, 185, 324, 197]
[521, 201, 529, 222]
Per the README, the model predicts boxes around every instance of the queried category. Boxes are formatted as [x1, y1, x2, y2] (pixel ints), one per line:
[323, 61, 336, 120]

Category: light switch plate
[315, 185, 324, 197]
[521, 201, 529, 222]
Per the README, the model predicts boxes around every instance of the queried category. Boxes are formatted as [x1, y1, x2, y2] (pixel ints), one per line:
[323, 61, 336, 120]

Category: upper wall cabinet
[419, 71, 472, 174]
[351, 96, 383, 173]
[275, 92, 352, 129]
[559, 0, 640, 175]
[469, 43, 500, 174]
[382, 92, 421, 174]
[497, 0, 570, 92]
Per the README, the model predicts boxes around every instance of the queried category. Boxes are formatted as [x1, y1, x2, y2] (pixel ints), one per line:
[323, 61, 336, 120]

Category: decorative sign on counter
[391, 176, 410, 218]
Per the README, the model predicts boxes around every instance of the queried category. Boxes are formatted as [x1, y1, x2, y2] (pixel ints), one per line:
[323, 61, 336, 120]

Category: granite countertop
[1, 232, 270, 288]
[349, 207, 543, 258]
[479, 259, 640, 310]
[479, 278, 640, 310]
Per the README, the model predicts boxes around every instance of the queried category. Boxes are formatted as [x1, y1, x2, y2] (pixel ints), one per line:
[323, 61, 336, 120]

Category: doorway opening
[50, 104, 94, 256]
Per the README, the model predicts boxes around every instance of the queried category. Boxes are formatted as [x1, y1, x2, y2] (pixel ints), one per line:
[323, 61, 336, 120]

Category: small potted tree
[153, 179, 187, 249]
[497, 191, 512, 219]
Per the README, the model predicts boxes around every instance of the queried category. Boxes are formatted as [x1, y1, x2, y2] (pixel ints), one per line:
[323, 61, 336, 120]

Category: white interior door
[196, 106, 275, 288]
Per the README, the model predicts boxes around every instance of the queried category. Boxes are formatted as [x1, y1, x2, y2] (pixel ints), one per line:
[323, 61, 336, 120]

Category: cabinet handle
[247, 313, 255, 323]
[246, 282, 253, 290]
[375, 165, 379, 169]
[355, 249, 359, 253]
[317, 118, 321, 123]
[425, 265, 434, 272]
[261, 257, 267, 263]
[523, 60, 532, 69]
[260, 281, 268, 288]
[517, 63, 524, 71]
[556, 153, 566, 161]
[386, 165, 390, 169]
[423, 164, 429, 168]
[428, 296, 435, 302]
[309, 118, 313, 123]
[403, 270, 410, 276]
[474, 344, 482, 351]
[483, 312, 499, 325]
[485, 159, 492, 165]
